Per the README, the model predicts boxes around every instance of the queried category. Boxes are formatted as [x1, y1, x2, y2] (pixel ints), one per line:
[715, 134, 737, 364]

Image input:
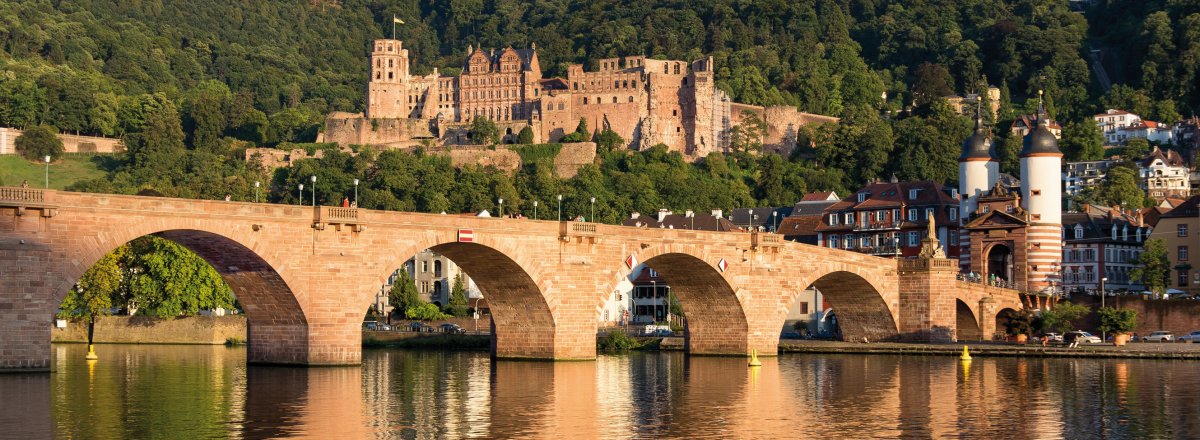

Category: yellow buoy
[84, 344, 98, 360]
[959, 345, 971, 360]
[748, 349, 762, 367]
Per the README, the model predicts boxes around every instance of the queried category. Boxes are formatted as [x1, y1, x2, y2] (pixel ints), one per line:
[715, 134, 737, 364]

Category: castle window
[673, 109, 678, 116]
[614, 81, 619, 88]
[584, 97, 589, 105]
[388, 59, 393, 68]
[664, 64, 669, 74]
[676, 126, 681, 133]
[376, 73, 381, 80]
[629, 96, 634, 102]
[682, 77, 688, 86]
[388, 72, 393, 79]
[632, 80, 637, 88]
[674, 63, 680, 74]
[612, 96, 617, 103]
[558, 103, 564, 110]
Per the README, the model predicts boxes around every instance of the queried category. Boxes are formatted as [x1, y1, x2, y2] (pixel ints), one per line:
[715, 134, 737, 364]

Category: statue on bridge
[918, 217, 946, 259]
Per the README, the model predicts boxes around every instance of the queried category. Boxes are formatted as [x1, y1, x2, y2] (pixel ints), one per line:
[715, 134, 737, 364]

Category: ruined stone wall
[0, 127, 124, 155]
[440, 142, 595, 178]
[320, 114, 434, 149]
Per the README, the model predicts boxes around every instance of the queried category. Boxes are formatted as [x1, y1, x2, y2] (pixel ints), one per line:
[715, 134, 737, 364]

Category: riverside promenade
[778, 340, 1200, 360]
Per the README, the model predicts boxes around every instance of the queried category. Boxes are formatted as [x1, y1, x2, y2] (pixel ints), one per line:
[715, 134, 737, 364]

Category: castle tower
[366, 39, 410, 119]
[1018, 93, 1063, 292]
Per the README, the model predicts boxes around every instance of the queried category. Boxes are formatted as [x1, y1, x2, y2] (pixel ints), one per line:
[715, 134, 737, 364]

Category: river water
[2, 344, 1198, 439]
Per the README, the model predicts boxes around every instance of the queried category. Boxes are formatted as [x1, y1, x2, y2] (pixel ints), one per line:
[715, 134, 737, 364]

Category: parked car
[409, 322, 432, 332]
[440, 323, 465, 334]
[376, 323, 393, 331]
[1043, 333, 1064, 343]
[1142, 331, 1174, 342]
[1066, 331, 1102, 344]
[1176, 331, 1200, 342]
[780, 331, 803, 340]
[363, 321, 379, 331]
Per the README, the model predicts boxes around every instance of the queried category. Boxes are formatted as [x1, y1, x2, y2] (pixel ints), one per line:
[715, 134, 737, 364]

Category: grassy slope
[0, 154, 114, 189]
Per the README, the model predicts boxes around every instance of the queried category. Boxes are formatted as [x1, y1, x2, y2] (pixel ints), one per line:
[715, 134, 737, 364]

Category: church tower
[1018, 92, 1063, 291]
[366, 39, 411, 119]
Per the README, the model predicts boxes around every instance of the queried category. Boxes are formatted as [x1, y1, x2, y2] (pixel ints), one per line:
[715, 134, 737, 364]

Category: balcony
[0, 187, 57, 217]
[852, 221, 900, 232]
[313, 206, 364, 232]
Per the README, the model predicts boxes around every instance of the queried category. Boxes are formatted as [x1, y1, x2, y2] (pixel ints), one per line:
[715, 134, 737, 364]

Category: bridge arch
[378, 234, 558, 359]
[956, 299, 982, 341]
[605, 243, 749, 355]
[58, 228, 309, 364]
[796, 269, 899, 342]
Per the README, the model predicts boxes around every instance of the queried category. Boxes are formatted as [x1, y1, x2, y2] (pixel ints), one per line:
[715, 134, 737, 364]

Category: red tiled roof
[801, 191, 837, 202]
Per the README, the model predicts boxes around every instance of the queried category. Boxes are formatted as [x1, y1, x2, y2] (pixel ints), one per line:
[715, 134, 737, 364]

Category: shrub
[597, 330, 641, 351]
[15, 125, 64, 161]
[1097, 307, 1137, 334]
[517, 126, 534, 144]
[1041, 302, 1091, 334]
[406, 302, 450, 321]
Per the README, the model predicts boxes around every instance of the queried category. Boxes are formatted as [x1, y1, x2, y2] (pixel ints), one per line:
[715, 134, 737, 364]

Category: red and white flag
[458, 229, 474, 242]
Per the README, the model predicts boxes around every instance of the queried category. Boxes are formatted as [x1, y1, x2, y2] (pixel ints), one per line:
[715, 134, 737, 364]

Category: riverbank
[363, 331, 490, 350]
[52, 315, 245, 345]
[778, 340, 1200, 359]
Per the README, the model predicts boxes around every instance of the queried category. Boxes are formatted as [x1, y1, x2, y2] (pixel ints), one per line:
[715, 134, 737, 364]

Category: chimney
[630, 212, 640, 220]
[1137, 210, 1145, 227]
[657, 209, 671, 222]
[711, 209, 723, 219]
[685, 210, 694, 218]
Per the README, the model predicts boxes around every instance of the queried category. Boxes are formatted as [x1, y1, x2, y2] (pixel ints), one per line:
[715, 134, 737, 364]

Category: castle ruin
[320, 39, 837, 158]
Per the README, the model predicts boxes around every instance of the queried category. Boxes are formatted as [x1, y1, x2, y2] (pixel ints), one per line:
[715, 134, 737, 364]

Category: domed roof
[1021, 116, 1061, 157]
[960, 119, 995, 161]
[1021, 94, 1062, 157]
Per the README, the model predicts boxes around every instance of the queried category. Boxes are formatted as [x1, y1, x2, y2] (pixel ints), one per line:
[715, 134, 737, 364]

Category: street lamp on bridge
[353, 178, 359, 207]
[498, 198, 504, 218]
[254, 181, 260, 203]
[310, 175, 317, 207]
[298, 184, 304, 206]
[557, 194, 563, 221]
[533, 200, 538, 220]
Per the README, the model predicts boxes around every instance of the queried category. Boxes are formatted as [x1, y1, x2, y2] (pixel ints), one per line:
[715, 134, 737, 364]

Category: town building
[405, 249, 481, 308]
[1093, 109, 1142, 145]
[1140, 146, 1191, 201]
[944, 87, 1001, 120]
[1062, 159, 1115, 208]
[959, 99, 1063, 293]
[1011, 114, 1061, 140]
[623, 209, 742, 231]
[730, 206, 794, 232]
[321, 39, 836, 159]
[1145, 196, 1200, 296]
[1061, 205, 1149, 295]
[777, 192, 840, 244]
[815, 180, 961, 259]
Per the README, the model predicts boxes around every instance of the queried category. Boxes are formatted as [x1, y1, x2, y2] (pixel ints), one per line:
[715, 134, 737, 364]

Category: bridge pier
[897, 258, 958, 342]
[0, 240, 56, 372]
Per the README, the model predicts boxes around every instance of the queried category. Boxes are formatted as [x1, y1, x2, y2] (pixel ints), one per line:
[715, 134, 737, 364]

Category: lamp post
[254, 181, 260, 203]
[310, 176, 317, 207]
[498, 198, 504, 218]
[590, 197, 596, 222]
[772, 211, 778, 233]
[298, 184, 304, 205]
[1100, 276, 1108, 342]
[533, 200, 538, 220]
[43, 155, 50, 188]
[353, 178, 359, 207]
[557, 194, 563, 221]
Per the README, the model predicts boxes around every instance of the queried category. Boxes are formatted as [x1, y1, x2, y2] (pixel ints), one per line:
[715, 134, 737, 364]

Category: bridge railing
[313, 206, 364, 231]
[0, 186, 57, 217]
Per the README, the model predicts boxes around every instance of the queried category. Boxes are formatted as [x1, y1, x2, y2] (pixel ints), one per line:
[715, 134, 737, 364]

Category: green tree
[561, 117, 590, 142]
[14, 125, 64, 162]
[125, 236, 233, 318]
[1098, 166, 1145, 208]
[1122, 138, 1151, 160]
[388, 269, 420, 320]
[1060, 120, 1105, 161]
[469, 117, 500, 145]
[1131, 239, 1171, 297]
[447, 273, 469, 317]
[1096, 307, 1137, 334]
[595, 128, 624, 152]
[406, 302, 450, 321]
[1040, 302, 1090, 334]
[729, 110, 766, 154]
[517, 126, 534, 144]
[58, 246, 127, 347]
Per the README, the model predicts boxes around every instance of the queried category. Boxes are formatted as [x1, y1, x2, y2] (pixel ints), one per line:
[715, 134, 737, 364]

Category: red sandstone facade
[320, 39, 837, 158]
[0, 187, 1021, 371]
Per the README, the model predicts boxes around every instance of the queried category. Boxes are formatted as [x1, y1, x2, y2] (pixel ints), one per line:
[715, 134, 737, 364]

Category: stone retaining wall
[51, 315, 246, 344]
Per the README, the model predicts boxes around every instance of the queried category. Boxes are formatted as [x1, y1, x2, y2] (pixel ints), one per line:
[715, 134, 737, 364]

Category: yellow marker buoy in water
[84, 344, 98, 360]
[960, 345, 971, 360]
[748, 349, 762, 367]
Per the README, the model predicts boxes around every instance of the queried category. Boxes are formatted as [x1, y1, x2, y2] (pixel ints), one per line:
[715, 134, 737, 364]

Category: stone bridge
[0, 188, 1023, 371]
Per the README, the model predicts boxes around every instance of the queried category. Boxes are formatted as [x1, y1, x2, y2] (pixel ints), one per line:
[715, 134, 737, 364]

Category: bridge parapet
[314, 206, 364, 231]
[559, 221, 597, 243]
[0, 186, 57, 217]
